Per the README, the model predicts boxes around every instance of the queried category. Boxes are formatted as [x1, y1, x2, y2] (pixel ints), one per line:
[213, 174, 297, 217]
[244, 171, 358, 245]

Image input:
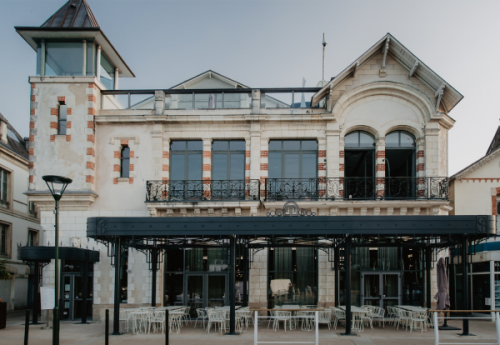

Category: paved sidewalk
[1, 318, 499, 345]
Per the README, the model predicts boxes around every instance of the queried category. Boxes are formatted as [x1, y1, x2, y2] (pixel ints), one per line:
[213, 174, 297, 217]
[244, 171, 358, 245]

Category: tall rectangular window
[268, 140, 318, 179]
[58, 102, 67, 135]
[170, 141, 203, 200]
[28, 230, 38, 246]
[120, 146, 130, 178]
[0, 169, 8, 208]
[212, 140, 246, 200]
[29, 202, 36, 217]
[0, 224, 7, 255]
[86, 41, 95, 76]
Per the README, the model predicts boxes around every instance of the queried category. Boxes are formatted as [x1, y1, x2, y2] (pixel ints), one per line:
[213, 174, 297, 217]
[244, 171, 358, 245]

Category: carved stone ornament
[266, 201, 316, 217]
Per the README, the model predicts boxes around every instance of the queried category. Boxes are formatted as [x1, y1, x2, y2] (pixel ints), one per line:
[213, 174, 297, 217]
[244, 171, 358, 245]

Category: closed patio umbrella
[434, 257, 459, 330]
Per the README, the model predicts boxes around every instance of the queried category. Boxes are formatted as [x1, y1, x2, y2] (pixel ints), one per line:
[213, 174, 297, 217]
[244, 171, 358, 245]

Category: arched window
[120, 146, 130, 178]
[344, 131, 375, 199]
[385, 131, 416, 199]
[384, 131, 415, 178]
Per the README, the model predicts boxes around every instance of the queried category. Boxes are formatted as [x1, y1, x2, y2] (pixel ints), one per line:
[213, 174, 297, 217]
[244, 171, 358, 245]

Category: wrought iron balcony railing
[146, 179, 260, 202]
[265, 177, 449, 201]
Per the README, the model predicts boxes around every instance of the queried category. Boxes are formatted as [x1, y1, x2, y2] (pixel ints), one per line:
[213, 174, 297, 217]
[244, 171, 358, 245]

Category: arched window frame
[120, 146, 130, 178]
[344, 130, 376, 149]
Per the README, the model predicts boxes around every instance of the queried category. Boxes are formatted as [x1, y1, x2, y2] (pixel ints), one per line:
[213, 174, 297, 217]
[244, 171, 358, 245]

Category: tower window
[120, 146, 130, 178]
[58, 102, 67, 135]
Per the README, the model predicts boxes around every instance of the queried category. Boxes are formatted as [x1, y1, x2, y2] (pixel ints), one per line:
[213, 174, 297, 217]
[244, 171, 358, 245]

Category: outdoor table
[396, 305, 427, 312]
[339, 306, 367, 332]
[215, 306, 241, 310]
[163, 306, 184, 310]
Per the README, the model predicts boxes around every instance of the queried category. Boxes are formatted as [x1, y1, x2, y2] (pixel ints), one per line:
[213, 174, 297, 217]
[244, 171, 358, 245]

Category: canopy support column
[426, 247, 431, 309]
[151, 248, 157, 307]
[341, 236, 354, 336]
[461, 237, 470, 336]
[81, 251, 88, 324]
[112, 238, 121, 335]
[32, 262, 39, 324]
[225, 235, 239, 335]
[334, 246, 339, 307]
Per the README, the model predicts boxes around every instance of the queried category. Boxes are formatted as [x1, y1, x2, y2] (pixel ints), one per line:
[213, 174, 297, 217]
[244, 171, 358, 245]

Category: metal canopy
[18, 246, 100, 263]
[87, 215, 494, 240]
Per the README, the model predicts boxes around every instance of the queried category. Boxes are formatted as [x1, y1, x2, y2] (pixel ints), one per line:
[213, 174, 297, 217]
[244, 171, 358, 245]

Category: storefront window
[268, 247, 317, 308]
[402, 271, 424, 306]
[185, 248, 228, 272]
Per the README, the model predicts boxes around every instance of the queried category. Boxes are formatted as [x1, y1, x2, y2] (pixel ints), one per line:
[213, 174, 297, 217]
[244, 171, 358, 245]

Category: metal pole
[33, 262, 39, 324]
[334, 246, 339, 307]
[53, 199, 59, 345]
[24, 309, 30, 345]
[112, 238, 121, 335]
[151, 248, 157, 307]
[433, 312, 439, 345]
[105, 309, 109, 345]
[165, 310, 169, 344]
[342, 236, 353, 335]
[81, 252, 88, 324]
[243, 245, 248, 306]
[426, 248, 431, 309]
[226, 235, 238, 335]
[254, 311, 258, 345]
[461, 236, 469, 336]
[315, 311, 319, 345]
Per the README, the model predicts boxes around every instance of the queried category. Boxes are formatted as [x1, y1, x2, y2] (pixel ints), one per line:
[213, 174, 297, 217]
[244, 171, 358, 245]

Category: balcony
[146, 179, 260, 202]
[264, 177, 449, 201]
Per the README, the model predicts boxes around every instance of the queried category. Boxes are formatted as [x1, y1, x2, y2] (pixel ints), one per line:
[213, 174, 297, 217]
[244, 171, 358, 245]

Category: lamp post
[42, 175, 72, 345]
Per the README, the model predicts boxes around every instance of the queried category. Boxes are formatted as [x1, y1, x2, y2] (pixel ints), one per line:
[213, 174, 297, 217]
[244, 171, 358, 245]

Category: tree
[0, 259, 13, 280]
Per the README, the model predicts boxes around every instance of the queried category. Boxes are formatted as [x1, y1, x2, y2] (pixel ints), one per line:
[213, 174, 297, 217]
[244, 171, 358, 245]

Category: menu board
[40, 287, 55, 310]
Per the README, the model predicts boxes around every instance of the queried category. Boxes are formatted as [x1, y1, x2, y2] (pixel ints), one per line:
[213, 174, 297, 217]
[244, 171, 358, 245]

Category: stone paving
[2, 311, 500, 345]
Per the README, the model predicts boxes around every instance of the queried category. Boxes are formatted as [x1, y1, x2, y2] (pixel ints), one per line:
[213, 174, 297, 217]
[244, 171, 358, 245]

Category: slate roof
[0, 113, 29, 161]
[41, 0, 99, 28]
[486, 126, 500, 156]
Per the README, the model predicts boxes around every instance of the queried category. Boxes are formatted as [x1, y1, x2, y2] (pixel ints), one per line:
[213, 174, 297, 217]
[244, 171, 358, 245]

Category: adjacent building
[15, 0, 488, 324]
[0, 113, 42, 311]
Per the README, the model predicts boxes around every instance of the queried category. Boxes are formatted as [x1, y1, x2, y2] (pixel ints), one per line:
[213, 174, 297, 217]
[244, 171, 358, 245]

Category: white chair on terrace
[150, 310, 165, 333]
[273, 311, 292, 332]
[410, 311, 427, 332]
[194, 308, 209, 329]
[315, 310, 333, 330]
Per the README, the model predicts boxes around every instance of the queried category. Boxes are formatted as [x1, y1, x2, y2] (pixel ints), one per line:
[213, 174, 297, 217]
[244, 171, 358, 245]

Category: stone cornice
[0, 206, 40, 224]
[0, 146, 28, 170]
[25, 190, 98, 211]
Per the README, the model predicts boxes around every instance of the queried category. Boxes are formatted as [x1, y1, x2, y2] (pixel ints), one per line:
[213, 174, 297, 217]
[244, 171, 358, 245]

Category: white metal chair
[333, 308, 345, 329]
[273, 310, 292, 332]
[396, 309, 411, 331]
[410, 311, 427, 332]
[371, 306, 386, 327]
[194, 308, 209, 329]
[316, 310, 333, 330]
[207, 310, 226, 334]
[150, 310, 165, 333]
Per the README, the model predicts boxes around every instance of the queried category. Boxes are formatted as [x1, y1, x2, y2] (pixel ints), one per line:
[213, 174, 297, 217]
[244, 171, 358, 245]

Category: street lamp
[42, 175, 72, 345]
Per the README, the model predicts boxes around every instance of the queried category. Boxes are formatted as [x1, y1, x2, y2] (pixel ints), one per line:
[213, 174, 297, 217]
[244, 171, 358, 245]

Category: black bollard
[105, 309, 109, 345]
[165, 310, 169, 345]
[24, 309, 30, 345]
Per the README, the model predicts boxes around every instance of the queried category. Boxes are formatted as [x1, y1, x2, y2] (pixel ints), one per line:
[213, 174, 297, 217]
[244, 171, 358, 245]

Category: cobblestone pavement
[1, 316, 499, 345]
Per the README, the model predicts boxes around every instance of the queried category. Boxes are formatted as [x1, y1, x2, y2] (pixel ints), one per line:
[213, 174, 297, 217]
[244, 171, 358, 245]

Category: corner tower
[16, 0, 134, 210]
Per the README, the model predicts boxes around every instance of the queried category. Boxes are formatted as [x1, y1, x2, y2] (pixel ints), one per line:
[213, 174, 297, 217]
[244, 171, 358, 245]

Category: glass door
[186, 275, 204, 317]
[361, 272, 401, 308]
[207, 275, 227, 308]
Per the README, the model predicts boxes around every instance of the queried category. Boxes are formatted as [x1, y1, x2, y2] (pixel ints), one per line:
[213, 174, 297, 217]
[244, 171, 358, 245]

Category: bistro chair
[207, 310, 226, 334]
[396, 309, 412, 331]
[371, 306, 386, 327]
[409, 311, 427, 332]
[273, 310, 293, 332]
[316, 310, 333, 330]
[194, 308, 209, 329]
[333, 308, 345, 329]
[150, 310, 165, 334]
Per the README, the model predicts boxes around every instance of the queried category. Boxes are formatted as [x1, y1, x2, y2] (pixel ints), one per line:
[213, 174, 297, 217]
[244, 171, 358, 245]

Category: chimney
[0, 116, 8, 144]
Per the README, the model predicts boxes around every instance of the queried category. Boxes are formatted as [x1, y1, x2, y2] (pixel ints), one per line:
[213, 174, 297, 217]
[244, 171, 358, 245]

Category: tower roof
[41, 0, 99, 28]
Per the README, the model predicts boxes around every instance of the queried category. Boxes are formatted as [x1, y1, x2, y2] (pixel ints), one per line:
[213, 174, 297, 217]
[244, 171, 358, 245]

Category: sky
[0, 0, 499, 175]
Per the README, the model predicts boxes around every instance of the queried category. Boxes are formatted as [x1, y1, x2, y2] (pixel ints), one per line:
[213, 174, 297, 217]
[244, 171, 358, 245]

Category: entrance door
[361, 272, 401, 308]
[186, 274, 228, 317]
[61, 274, 93, 320]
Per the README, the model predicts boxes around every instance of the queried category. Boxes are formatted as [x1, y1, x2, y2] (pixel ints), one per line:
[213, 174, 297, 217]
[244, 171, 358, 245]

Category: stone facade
[22, 32, 464, 318]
